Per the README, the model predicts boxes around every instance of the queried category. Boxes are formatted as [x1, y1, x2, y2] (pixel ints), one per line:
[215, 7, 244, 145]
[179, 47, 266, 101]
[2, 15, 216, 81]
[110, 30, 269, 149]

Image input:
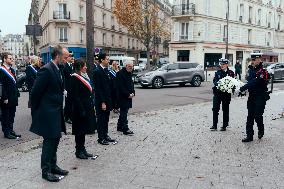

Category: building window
[103, 0, 105, 7]
[257, 9, 262, 25]
[58, 3, 67, 19]
[180, 23, 189, 40]
[278, 15, 281, 30]
[128, 38, 130, 49]
[59, 27, 68, 42]
[80, 29, 83, 43]
[79, 6, 83, 21]
[267, 32, 271, 46]
[248, 6, 252, 24]
[239, 4, 244, 22]
[248, 29, 252, 44]
[136, 39, 139, 49]
[103, 33, 106, 45]
[103, 13, 106, 27]
[111, 35, 114, 46]
[223, 25, 228, 42]
[177, 50, 190, 61]
[119, 36, 122, 47]
[268, 12, 272, 28]
[111, 16, 115, 29]
[132, 39, 134, 49]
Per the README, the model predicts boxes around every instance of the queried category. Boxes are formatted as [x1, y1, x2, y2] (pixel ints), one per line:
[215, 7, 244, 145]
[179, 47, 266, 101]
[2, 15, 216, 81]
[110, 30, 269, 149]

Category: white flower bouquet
[216, 76, 244, 94]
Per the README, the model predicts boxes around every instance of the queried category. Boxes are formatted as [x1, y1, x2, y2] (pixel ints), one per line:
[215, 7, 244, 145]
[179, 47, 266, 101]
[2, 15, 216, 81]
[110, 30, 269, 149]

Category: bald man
[30, 45, 69, 182]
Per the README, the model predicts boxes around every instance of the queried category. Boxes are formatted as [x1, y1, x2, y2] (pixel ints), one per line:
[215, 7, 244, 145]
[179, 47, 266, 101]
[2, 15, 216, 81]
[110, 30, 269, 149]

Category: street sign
[26, 25, 43, 36]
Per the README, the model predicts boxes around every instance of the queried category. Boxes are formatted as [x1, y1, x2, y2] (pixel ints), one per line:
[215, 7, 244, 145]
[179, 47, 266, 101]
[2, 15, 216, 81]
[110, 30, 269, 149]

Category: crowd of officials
[0, 45, 135, 182]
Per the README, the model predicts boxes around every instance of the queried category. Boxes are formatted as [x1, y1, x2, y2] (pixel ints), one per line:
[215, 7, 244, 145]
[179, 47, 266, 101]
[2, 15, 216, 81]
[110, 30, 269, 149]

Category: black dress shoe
[75, 151, 88, 159]
[258, 134, 264, 139]
[117, 127, 123, 132]
[51, 166, 69, 175]
[42, 172, 60, 182]
[242, 137, 253, 142]
[105, 136, 115, 142]
[123, 129, 134, 135]
[98, 139, 109, 145]
[210, 126, 217, 131]
[4, 134, 17, 139]
[83, 149, 93, 157]
[220, 127, 226, 131]
[10, 131, 21, 138]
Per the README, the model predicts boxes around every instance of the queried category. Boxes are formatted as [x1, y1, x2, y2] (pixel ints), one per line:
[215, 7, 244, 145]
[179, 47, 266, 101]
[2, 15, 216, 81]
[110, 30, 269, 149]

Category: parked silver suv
[138, 62, 205, 89]
[267, 62, 284, 80]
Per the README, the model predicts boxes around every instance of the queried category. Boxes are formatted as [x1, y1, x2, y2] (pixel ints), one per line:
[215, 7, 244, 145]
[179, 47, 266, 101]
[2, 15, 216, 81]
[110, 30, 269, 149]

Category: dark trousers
[96, 108, 110, 140]
[246, 95, 266, 137]
[41, 138, 60, 174]
[212, 95, 230, 128]
[117, 108, 129, 131]
[235, 71, 241, 80]
[1, 106, 16, 136]
[75, 135, 85, 151]
[64, 96, 72, 120]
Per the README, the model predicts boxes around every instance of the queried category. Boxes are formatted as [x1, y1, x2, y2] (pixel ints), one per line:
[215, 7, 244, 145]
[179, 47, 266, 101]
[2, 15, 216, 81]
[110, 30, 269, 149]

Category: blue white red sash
[109, 69, 116, 77]
[72, 73, 92, 93]
[29, 65, 38, 74]
[0, 66, 16, 84]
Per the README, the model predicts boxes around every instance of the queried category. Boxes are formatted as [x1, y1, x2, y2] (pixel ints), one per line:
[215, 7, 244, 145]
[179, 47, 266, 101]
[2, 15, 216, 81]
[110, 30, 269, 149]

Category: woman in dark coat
[109, 60, 120, 111]
[25, 56, 42, 108]
[70, 58, 96, 159]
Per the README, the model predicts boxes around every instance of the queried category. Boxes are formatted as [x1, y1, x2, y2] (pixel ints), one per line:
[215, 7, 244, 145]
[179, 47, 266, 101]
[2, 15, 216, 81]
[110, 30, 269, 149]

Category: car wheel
[152, 77, 163, 89]
[22, 81, 28, 92]
[191, 76, 202, 87]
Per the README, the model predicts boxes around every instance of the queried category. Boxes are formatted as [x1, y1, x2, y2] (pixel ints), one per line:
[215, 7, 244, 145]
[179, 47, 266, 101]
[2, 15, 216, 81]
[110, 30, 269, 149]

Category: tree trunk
[86, 0, 94, 80]
[146, 46, 151, 70]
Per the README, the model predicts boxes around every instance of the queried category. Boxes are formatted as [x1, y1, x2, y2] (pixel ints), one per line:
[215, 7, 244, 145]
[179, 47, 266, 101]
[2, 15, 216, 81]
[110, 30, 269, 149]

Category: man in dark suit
[0, 52, 21, 139]
[63, 51, 74, 124]
[30, 46, 69, 182]
[93, 53, 116, 145]
[116, 60, 135, 135]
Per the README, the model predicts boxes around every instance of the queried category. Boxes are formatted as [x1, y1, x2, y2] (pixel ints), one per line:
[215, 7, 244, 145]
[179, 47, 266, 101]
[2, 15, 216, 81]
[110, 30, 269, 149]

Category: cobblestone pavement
[0, 91, 284, 189]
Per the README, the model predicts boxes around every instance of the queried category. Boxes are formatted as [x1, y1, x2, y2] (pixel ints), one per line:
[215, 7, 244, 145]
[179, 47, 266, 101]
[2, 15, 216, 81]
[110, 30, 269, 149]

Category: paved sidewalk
[0, 91, 284, 189]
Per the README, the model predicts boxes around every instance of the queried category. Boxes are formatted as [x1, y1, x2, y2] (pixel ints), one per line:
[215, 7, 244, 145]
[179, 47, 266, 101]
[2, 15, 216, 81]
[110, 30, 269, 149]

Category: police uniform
[240, 53, 270, 142]
[210, 59, 235, 131]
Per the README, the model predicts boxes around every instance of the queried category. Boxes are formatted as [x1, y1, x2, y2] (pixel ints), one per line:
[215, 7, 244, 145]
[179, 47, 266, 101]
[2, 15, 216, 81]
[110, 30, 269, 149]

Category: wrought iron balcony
[53, 11, 70, 19]
[172, 4, 195, 16]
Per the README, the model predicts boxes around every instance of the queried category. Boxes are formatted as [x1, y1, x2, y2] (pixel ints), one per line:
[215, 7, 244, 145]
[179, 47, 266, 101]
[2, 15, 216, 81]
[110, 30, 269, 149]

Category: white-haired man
[116, 60, 135, 135]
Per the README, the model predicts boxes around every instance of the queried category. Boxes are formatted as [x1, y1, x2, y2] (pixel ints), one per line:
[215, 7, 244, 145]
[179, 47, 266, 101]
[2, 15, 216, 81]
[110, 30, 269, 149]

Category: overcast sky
[0, 0, 173, 36]
[0, 0, 32, 36]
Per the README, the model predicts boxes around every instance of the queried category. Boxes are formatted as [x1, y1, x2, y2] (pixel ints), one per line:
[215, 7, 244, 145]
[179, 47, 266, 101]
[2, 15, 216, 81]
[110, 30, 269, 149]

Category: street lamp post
[225, 0, 229, 59]
[86, 0, 94, 78]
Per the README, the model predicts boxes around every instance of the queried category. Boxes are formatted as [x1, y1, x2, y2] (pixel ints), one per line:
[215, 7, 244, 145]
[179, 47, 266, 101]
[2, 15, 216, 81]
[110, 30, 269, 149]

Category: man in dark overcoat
[30, 46, 69, 182]
[116, 60, 135, 135]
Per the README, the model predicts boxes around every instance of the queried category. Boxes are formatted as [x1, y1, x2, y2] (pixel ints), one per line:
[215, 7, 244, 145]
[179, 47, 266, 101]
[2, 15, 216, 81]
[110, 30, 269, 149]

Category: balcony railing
[59, 38, 68, 42]
[172, 4, 195, 16]
[53, 11, 70, 19]
[180, 35, 189, 41]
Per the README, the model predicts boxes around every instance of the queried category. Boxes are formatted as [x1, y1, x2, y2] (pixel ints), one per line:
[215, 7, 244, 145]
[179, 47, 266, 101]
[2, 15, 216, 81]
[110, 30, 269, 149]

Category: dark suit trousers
[1, 106, 16, 135]
[117, 108, 129, 131]
[96, 108, 110, 140]
[41, 138, 60, 174]
[75, 134, 85, 151]
[212, 95, 230, 128]
[64, 96, 72, 120]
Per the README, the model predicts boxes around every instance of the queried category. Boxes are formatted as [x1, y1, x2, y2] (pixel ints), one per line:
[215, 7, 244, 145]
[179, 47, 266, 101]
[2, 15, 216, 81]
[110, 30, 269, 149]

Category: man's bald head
[61, 48, 69, 64]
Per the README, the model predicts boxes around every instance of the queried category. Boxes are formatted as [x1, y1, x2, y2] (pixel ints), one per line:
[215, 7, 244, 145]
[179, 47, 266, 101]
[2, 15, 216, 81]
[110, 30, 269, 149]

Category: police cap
[250, 52, 263, 59]
[219, 58, 229, 65]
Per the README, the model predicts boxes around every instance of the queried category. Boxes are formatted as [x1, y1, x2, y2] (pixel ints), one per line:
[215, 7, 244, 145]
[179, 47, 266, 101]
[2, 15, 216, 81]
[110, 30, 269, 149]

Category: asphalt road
[1, 80, 284, 150]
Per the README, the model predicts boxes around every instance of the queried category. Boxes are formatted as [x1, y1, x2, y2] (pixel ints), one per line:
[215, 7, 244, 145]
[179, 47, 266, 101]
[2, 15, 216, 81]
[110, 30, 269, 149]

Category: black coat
[30, 62, 66, 139]
[116, 68, 135, 109]
[25, 65, 40, 92]
[70, 75, 96, 135]
[93, 65, 113, 111]
[0, 66, 19, 107]
[109, 69, 119, 109]
[63, 63, 73, 92]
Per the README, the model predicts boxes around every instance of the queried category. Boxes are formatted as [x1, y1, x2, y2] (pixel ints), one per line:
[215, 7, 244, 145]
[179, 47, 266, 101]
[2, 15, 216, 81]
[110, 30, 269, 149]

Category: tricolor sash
[0, 66, 16, 84]
[29, 65, 38, 74]
[109, 69, 116, 77]
[72, 73, 93, 93]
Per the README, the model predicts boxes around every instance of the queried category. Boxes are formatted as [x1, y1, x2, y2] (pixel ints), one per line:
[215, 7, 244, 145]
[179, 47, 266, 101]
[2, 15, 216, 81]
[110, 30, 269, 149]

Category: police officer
[239, 53, 270, 142]
[210, 58, 235, 131]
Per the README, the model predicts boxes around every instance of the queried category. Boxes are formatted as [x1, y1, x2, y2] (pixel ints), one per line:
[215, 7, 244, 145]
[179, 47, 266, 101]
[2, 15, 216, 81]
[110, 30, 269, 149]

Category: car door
[163, 64, 179, 83]
[279, 63, 284, 79]
[274, 64, 281, 79]
[178, 63, 192, 82]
